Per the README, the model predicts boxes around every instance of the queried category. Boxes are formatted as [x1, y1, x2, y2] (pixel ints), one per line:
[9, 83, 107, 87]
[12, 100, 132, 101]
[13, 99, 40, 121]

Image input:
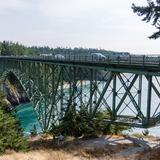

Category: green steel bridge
[1, 55, 160, 131]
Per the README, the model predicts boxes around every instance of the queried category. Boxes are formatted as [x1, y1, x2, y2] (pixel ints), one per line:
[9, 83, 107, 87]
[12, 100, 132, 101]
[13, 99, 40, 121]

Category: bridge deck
[1, 55, 160, 75]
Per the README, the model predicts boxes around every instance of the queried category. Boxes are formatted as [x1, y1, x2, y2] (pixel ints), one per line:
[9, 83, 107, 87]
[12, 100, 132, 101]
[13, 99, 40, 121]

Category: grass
[131, 133, 145, 138]
[1, 134, 159, 160]
[131, 132, 156, 139]
[27, 135, 136, 158]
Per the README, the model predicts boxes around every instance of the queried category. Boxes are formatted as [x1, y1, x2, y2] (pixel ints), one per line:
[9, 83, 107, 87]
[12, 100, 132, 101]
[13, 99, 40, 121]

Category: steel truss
[1, 59, 160, 131]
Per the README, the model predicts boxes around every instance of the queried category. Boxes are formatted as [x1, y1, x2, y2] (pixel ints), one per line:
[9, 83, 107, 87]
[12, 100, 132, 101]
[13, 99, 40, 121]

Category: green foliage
[52, 106, 129, 138]
[0, 92, 6, 111]
[132, 0, 160, 39]
[0, 41, 129, 56]
[1, 41, 11, 55]
[52, 106, 89, 137]
[108, 124, 129, 135]
[30, 124, 38, 137]
[142, 129, 149, 136]
[0, 41, 33, 56]
[131, 133, 144, 138]
[93, 111, 129, 135]
[0, 92, 28, 153]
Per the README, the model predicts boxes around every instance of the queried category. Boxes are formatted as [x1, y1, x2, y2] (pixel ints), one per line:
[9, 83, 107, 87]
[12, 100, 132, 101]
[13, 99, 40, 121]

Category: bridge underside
[1, 58, 160, 131]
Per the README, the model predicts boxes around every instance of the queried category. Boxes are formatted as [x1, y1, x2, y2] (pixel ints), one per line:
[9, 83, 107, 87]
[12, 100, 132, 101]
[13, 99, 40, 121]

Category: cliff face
[3, 81, 29, 106]
[0, 75, 30, 111]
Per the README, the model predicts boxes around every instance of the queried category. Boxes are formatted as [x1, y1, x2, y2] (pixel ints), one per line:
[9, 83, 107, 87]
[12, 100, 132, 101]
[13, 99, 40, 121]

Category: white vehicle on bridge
[39, 53, 53, 56]
[91, 53, 106, 61]
[55, 54, 65, 60]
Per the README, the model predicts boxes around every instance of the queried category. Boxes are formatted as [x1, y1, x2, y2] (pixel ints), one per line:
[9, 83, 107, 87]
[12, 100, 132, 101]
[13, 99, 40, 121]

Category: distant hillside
[0, 41, 130, 56]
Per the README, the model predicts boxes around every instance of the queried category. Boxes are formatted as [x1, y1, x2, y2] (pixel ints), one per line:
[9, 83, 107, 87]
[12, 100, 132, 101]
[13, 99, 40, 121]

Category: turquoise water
[15, 102, 160, 137]
[14, 103, 42, 135]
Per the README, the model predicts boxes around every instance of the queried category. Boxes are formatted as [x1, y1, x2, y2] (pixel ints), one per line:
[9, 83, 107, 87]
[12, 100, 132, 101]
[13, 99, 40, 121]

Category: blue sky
[0, 0, 159, 54]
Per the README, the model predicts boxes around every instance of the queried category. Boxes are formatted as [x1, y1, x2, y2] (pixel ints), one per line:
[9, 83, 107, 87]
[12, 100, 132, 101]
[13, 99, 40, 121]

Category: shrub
[132, 133, 144, 138]
[142, 129, 149, 136]
[51, 105, 129, 138]
[30, 124, 37, 137]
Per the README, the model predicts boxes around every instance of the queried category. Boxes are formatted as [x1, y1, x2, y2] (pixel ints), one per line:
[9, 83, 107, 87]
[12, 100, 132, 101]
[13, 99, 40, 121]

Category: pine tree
[132, 0, 160, 39]
[0, 92, 28, 153]
[1, 41, 11, 55]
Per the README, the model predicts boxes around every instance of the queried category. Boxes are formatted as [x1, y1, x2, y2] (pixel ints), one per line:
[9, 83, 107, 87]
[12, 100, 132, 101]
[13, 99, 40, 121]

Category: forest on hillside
[0, 41, 129, 57]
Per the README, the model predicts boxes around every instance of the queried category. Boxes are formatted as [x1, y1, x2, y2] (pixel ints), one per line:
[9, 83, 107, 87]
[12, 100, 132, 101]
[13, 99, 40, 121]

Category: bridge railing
[0, 54, 160, 66]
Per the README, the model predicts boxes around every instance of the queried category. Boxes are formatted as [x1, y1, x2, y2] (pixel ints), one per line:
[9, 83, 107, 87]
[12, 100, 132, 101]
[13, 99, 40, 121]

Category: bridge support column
[138, 74, 142, 109]
[146, 75, 152, 126]
[60, 67, 64, 119]
[80, 68, 83, 107]
[112, 72, 117, 120]
[89, 68, 93, 116]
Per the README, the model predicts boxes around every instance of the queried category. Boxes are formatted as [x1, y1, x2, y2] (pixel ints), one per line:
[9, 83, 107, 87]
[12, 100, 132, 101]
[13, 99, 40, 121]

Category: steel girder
[1, 59, 160, 131]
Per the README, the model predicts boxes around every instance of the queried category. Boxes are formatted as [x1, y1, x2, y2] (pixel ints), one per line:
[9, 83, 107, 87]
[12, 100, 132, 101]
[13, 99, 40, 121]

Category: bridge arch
[0, 69, 49, 130]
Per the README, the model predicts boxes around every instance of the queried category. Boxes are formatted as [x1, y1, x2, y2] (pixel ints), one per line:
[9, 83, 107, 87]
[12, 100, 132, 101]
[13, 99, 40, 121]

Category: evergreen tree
[0, 92, 28, 153]
[1, 41, 11, 55]
[0, 40, 130, 56]
[132, 0, 160, 39]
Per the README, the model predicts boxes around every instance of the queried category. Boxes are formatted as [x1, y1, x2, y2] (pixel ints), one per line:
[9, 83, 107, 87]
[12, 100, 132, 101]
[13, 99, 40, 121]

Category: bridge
[0, 54, 160, 131]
